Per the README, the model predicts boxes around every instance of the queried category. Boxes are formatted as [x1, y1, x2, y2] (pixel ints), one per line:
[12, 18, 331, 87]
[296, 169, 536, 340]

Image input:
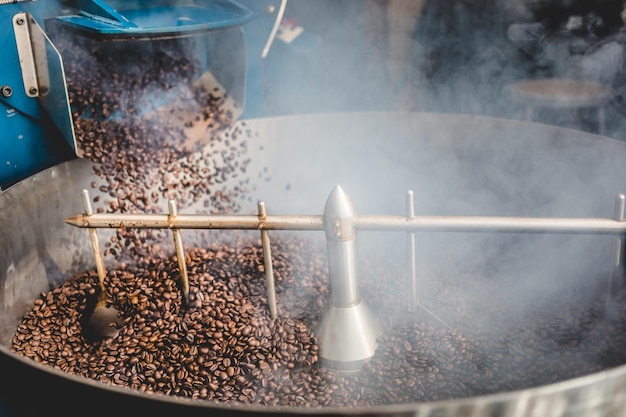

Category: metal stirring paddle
[81, 189, 122, 340]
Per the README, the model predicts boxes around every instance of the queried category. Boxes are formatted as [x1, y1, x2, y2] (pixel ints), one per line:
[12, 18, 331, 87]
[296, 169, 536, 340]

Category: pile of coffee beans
[11, 27, 626, 410]
[11, 232, 626, 408]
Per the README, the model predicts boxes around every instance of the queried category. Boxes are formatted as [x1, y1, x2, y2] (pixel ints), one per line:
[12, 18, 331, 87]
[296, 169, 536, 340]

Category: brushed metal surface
[2, 112, 626, 416]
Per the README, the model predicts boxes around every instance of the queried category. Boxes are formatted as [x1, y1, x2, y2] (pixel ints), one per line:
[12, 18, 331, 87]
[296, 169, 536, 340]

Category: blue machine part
[0, 2, 75, 191]
[0, 0, 257, 190]
[0, 0, 320, 189]
[56, 0, 254, 39]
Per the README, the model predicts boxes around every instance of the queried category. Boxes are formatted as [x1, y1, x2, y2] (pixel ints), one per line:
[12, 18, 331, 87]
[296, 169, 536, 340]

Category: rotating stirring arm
[67, 187, 626, 370]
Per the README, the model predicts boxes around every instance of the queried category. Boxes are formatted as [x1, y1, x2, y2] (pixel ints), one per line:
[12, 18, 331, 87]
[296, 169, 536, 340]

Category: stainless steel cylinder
[317, 185, 381, 371]
[324, 185, 361, 307]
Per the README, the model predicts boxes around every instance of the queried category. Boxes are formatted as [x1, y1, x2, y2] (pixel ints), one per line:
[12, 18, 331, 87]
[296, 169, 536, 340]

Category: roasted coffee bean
[12, 235, 626, 408]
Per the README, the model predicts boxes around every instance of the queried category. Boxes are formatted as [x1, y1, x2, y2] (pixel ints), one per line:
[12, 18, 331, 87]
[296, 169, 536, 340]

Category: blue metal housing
[0, 1, 75, 191]
[56, 0, 254, 39]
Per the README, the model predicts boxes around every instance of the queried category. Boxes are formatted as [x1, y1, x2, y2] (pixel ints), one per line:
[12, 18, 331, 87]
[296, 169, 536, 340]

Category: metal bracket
[13, 13, 38, 97]
[12, 12, 77, 153]
[12, 12, 49, 98]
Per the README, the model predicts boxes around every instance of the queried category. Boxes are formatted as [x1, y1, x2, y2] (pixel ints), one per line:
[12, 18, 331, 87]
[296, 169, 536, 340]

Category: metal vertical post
[169, 200, 190, 306]
[406, 190, 417, 312]
[258, 201, 278, 319]
[606, 193, 625, 317]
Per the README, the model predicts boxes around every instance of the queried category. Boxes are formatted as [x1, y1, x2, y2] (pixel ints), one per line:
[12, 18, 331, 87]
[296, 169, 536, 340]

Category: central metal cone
[317, 302, 381, 371]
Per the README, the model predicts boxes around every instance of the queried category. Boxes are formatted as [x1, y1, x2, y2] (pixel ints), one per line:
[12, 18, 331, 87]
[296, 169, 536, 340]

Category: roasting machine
[4, 1, 626, 416]
[65, 183, 626, 372]
[3, 112, 626, 417]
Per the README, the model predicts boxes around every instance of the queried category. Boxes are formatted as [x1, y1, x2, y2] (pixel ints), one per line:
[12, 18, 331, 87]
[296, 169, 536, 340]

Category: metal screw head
[266, 4, 276, 13]
[1, 86, 12, 98]
[29, 87, 38, 95]
[16, 17, 25, 25]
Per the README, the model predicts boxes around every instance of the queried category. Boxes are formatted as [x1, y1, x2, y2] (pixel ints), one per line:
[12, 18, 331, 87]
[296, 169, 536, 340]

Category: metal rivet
[266, 4, 275, 13]
[29, 87, 38, 95]
[16, 17, 25, 25]
[1, 86, 12, 97]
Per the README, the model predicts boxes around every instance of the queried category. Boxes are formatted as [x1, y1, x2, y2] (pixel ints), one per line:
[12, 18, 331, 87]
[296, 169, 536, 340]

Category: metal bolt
[29, 87, 38, 95]
[16, 17, 25, 25]
[1, 86, 12, 97]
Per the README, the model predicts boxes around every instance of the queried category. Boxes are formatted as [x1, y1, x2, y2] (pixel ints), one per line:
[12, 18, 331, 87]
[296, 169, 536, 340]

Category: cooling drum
[2, 112, 626, 417]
